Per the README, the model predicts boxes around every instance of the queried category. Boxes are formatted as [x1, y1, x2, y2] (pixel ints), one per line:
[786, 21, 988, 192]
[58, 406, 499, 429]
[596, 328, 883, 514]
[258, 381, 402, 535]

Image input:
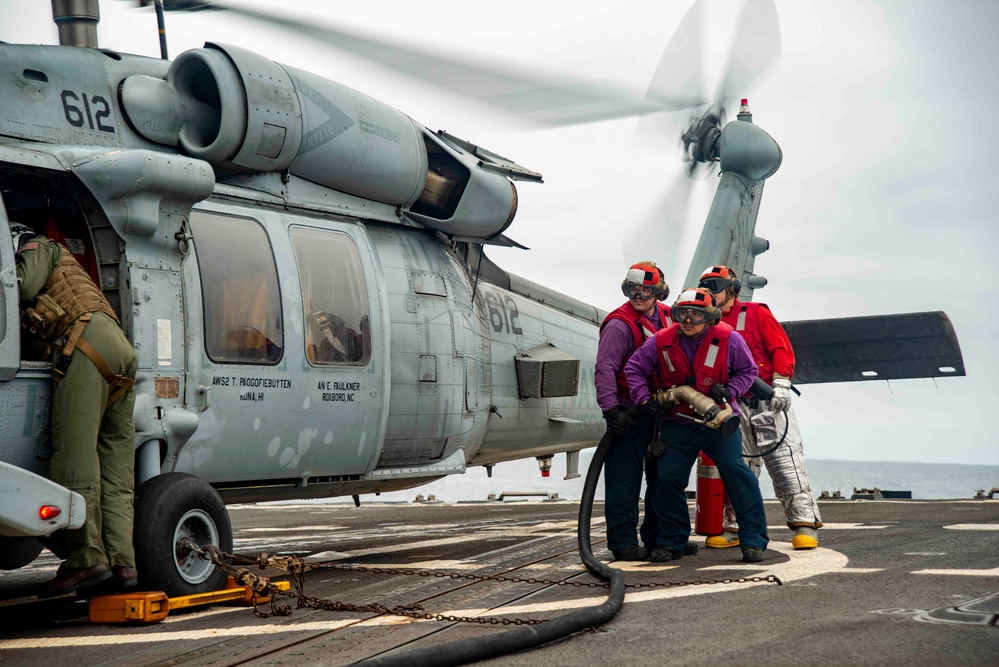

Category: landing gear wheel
[133, 472, 233, 597]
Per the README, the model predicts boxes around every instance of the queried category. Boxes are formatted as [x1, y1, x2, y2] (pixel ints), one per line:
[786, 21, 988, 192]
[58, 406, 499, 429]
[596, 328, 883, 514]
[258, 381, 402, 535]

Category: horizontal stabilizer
[781, 311, 965, 384]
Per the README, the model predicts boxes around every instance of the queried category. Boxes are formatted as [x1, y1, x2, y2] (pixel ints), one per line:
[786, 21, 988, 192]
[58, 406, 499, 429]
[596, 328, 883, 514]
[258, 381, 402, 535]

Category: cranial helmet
[9, 223, 35, 253]
[698, 265, 742, 295]
[672, 287, 722, 325]
[621, 261, 669, 301]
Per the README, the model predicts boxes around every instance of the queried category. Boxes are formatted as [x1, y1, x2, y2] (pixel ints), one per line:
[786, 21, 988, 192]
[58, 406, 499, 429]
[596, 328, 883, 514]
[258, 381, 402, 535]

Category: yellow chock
[88, 577, 291, 624]
[89, 591, 170, 624]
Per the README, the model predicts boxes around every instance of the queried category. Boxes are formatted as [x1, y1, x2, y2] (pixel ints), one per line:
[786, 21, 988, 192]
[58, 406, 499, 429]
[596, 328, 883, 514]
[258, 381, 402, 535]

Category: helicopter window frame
[289, 225, 371, 367]
[189, 210, 285, 366]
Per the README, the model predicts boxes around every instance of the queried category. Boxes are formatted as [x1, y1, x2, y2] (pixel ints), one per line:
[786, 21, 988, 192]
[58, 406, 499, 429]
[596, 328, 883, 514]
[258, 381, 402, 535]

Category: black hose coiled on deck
[354, 429, 623, 666]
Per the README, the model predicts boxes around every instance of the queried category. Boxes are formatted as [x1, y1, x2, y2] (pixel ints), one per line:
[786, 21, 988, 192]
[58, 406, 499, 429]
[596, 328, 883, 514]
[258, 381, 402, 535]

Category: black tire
[133, 472, 233, 597]
[0, 537, 44, 570]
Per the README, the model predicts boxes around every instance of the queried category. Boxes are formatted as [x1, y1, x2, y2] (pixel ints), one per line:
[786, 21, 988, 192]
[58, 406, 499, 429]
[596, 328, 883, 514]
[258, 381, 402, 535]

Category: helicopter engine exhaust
[51, 0, 100, 49]
[119, 43, 520, 239]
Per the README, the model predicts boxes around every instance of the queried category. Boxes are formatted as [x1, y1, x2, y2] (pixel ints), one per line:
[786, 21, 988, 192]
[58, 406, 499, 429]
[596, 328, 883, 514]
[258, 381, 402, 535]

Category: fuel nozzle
[651, 386, 740, 436]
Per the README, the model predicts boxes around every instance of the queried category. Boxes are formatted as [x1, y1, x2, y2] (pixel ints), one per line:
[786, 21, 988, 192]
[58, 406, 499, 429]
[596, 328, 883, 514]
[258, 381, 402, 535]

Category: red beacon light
[39, 505, 62, 521]
[537, 456, 552, 478]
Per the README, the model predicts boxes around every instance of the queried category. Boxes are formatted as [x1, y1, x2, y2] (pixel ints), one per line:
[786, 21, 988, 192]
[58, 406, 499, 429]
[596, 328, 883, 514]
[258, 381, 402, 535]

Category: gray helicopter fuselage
[0, 41, 603, 547]
[0, 157, 604, 505]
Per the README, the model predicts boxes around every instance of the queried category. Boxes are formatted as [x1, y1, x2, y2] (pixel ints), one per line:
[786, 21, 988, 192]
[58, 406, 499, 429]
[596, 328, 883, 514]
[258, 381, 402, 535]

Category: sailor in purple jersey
[595, 262, 672, 562]
[624, 322, 758, 411]
[624, 288, 768, 564]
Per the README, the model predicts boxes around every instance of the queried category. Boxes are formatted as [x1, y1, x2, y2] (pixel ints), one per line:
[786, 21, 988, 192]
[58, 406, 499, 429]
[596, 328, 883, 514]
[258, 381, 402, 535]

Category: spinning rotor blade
[643, 0, 781, 111]
[632, 0, 705, 155]
[637, 0, 780, 151]
[157, 1, 705, 127]
[714, 0, 782, 104]
[624, 169, 696, 286]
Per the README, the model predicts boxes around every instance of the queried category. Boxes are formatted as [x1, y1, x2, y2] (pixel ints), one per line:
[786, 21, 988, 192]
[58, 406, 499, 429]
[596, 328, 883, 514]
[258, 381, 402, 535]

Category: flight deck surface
[1, 499, 996, 666]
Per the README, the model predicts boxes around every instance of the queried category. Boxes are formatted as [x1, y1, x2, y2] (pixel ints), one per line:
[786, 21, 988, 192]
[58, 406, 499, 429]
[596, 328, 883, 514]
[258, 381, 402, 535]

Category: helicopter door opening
[0, 171, 123, 375]
[0, 193, 18, 381]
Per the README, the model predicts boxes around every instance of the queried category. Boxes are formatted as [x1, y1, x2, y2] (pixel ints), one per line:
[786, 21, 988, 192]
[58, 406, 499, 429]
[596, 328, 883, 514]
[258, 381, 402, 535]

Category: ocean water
[346, 454, 999, 504]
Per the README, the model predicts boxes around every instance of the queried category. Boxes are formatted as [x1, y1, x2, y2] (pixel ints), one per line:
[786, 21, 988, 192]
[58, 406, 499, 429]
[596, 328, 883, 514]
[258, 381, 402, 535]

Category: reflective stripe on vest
[703, 339, 721, 369]
[736, 307, 747, 331]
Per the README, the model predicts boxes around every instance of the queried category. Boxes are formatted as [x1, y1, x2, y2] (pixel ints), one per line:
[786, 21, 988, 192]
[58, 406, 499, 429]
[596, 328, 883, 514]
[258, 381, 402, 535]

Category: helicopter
[0, 0, 965, 598]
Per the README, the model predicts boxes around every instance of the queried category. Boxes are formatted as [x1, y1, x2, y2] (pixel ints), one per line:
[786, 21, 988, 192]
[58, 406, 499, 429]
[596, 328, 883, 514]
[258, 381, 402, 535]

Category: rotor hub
[680, 104, 725, 171]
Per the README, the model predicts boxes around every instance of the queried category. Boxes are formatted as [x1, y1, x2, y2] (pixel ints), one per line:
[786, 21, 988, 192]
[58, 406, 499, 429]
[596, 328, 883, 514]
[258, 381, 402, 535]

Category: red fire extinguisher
[695, 452, 725, 535]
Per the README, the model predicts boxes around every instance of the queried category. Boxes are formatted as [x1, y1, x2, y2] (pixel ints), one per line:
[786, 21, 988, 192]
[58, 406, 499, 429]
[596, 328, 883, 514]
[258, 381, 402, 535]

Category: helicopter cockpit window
[190, 211, 283, 365]
[289, 227, 370, 366]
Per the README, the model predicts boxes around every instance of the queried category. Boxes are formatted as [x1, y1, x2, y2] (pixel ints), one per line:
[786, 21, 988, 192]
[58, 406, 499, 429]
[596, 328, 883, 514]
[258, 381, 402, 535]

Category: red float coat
[721, 300, 794, 387]
[598, 302, 672, 404]
[653, 322, 732, 419]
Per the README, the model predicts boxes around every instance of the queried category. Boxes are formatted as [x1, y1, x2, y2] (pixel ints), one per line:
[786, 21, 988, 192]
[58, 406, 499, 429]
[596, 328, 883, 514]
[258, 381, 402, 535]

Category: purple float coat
[623, 327, 758, 412]
[594, 306, 662, 412]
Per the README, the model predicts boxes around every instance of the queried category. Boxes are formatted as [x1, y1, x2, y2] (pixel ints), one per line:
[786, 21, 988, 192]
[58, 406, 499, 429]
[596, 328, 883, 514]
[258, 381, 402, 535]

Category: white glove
[770, 375, 793, 412]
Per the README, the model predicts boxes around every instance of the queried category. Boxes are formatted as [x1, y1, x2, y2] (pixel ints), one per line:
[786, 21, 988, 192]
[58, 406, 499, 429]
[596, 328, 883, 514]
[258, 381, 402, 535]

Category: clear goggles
[623, 284, 655, 299]
[673, 306, 711, 324]
[698, 278, 732, 293]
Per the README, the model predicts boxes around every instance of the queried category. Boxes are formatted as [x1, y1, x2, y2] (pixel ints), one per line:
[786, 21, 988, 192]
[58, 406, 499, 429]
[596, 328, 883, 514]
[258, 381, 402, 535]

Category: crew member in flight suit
[624, 287, 769, 563]
[12, 225, 140, 596]
[698, 266, 822, 549]
[595, 262, 677, 561]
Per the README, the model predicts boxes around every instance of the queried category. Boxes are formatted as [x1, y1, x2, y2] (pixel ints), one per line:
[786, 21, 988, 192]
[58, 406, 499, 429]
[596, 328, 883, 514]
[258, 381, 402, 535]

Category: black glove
[641, 399, 670, 416]
[603, 406, 636, 434]
[709, 383, 732, 403]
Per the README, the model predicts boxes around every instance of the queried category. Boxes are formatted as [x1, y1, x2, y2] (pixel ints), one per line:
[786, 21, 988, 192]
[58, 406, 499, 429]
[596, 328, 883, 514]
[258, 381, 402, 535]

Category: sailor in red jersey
[594, 262, 673, 561]
[624, 288, 768, 563]
[699, 266, 822, 550]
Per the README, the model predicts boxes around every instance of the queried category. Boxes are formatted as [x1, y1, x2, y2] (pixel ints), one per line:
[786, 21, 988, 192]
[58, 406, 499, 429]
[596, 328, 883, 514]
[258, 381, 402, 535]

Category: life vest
[721, 301, 774, 385]
[653, 322, 732, 419]
[600, 301, 672, 402]
[21, 243, 119, 347]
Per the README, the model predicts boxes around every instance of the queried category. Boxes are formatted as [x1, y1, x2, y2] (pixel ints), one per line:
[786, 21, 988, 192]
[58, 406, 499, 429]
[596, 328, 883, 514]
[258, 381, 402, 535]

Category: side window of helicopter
[189, 211, 284, 364]
[289, 227, 370, 366]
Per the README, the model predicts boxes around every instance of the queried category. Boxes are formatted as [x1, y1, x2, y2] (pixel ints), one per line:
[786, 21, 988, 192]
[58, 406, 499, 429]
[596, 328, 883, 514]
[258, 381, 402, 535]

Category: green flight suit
[16, 237, 138, 569]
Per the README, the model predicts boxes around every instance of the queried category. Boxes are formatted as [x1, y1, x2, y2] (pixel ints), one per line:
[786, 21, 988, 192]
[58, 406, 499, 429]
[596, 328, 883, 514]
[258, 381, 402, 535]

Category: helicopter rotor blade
[632, 0, 780, 160]
[158, 1, 708, 127]
[623, 167, 696, 285]
[714, 0, 782, 104]
[643, 0, 707, 113]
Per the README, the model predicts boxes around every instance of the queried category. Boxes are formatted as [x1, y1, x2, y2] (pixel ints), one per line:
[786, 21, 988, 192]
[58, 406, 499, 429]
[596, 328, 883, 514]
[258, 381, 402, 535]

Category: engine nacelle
[119, 43, 520, 239]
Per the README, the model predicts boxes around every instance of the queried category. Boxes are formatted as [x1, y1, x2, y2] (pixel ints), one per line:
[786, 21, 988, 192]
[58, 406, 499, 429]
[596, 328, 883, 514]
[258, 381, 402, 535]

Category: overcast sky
[2, 0, 996, 466]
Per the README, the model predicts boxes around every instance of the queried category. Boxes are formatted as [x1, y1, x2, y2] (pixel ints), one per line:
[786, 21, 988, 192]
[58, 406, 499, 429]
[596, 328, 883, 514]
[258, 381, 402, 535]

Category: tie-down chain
[182, 538, 781, 625]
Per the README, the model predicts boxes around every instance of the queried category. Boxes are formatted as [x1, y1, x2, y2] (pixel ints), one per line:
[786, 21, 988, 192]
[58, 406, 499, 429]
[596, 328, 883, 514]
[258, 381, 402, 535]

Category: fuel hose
[353, 428, 624, 666]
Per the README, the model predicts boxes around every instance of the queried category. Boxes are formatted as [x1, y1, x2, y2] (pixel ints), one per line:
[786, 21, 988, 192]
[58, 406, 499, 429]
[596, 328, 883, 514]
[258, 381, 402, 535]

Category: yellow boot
[705, 531, 740, 548]
[791, 527, 819, 550]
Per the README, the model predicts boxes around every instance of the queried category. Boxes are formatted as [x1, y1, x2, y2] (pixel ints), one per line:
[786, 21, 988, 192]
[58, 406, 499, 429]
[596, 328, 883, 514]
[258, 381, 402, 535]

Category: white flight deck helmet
[9, 223, 35, 253]
[620, 261, 670, 301]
